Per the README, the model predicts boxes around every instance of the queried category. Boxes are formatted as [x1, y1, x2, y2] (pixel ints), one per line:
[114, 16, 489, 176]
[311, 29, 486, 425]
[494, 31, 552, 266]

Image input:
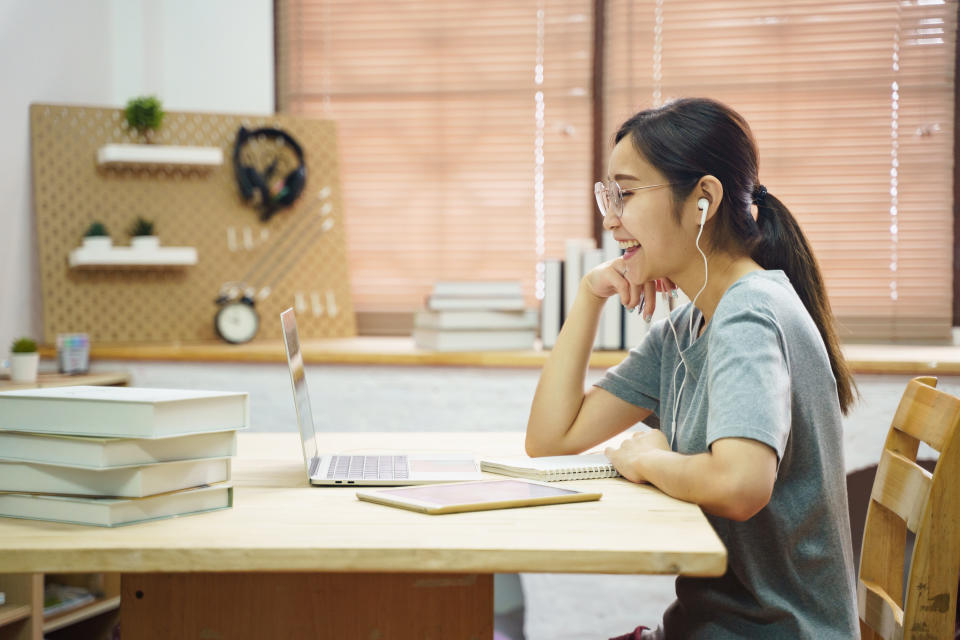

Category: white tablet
[355, 478, 602, 514]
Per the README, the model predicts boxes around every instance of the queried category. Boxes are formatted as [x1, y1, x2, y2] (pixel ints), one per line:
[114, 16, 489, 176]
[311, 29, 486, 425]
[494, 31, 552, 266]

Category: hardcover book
[414, 309, 537, 331]
[0, 457, 231, 498]
[430, 281, 524, 298]
[540, 259, 564, 349]
[0, 483, 233, 527]
[0, 386, 248, 438]
[425, 296, 526, 311]
[413, 328, 536, 352]
[0, 430, 238, 469]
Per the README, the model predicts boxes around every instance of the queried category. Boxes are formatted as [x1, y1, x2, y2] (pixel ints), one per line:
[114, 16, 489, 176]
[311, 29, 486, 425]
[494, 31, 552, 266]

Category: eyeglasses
[594, 180, 673, 220]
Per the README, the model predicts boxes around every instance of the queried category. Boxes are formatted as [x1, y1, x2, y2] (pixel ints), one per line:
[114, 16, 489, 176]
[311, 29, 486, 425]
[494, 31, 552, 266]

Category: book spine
[564, 239, 594, 320]
[581, 248, 605, 350]
[540, 259, 563, 349]
[600, 232, 624, 350]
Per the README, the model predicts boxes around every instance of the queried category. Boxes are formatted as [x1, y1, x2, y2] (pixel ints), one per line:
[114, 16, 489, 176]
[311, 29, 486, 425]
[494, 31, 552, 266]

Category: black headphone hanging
[233, 126, 307, 221]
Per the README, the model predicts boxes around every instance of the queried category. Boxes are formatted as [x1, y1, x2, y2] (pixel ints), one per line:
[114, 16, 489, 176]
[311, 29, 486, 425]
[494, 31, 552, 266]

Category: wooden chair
[858, 376, 960, 639]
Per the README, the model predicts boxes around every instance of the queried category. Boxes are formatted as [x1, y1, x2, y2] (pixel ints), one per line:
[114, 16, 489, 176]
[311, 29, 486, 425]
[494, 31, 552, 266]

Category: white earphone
[697, 197, 709, 225]
[665, 196, 711, 450]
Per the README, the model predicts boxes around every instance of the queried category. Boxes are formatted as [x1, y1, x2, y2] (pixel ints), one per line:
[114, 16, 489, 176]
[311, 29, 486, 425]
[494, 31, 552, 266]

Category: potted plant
[9, 337, 39, 383]
[82, 221, 112, 251]
[124, 95, 165, 143]
[129, 217, 159, 250]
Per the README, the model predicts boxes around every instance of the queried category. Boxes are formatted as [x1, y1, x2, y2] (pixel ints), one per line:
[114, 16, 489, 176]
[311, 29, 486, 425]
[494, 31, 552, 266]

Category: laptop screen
[280, 308, 319, 470]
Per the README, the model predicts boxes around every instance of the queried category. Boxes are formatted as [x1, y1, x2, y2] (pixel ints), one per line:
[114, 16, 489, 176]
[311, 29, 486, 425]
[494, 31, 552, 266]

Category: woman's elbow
[708, 477, 773, 522]
[524, 433, 554, 457]
[524, 435, 541, 457]
[524, 430, 575, 457]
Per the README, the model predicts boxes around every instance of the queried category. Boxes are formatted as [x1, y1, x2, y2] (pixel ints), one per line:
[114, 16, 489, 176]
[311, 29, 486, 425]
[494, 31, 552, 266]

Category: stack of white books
[0, 386, 247, 527]
[415, 281, 537, 351]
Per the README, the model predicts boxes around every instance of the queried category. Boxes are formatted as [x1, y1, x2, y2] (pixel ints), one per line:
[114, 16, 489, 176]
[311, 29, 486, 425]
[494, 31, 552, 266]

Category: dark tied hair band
[752, 184, 768, 207]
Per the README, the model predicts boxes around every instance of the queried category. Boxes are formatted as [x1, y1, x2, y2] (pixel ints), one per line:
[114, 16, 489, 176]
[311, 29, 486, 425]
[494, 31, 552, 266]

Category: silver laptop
[281, 308, 483, 486]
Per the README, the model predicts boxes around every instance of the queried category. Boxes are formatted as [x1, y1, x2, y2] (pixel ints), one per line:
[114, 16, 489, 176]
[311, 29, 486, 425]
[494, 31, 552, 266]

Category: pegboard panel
[30, 103, 356, 343]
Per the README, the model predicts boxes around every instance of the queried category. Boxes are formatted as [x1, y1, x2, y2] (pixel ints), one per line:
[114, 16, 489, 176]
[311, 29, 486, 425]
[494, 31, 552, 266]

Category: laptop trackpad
[410, 460, 479, 473]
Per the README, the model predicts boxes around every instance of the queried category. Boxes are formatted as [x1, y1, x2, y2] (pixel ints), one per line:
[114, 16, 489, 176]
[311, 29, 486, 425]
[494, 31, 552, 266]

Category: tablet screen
[376, 479, 580, 507]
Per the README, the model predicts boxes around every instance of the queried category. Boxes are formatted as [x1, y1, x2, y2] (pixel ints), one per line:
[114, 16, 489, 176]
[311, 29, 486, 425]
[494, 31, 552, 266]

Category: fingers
[611, 260, 645, 311]
[614, 271, 681, 321]
[621, 276, 643, 310]
[642, 280, 657, 320]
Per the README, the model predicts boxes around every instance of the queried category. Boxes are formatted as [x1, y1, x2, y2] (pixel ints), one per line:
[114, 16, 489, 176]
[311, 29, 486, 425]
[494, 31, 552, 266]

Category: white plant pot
[82, 236, 112, 251]
[10, 352, 39, 383]
[131, 235, 160, 250]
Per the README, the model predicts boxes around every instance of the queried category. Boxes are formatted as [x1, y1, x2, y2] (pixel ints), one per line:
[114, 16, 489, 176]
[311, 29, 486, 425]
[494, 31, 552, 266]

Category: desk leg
[120, 572, 492, 639]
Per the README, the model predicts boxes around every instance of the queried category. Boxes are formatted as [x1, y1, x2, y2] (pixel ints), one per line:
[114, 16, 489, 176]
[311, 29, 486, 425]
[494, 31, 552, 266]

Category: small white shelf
[97, 143, 223, 168]
[69, 245, 198, 268]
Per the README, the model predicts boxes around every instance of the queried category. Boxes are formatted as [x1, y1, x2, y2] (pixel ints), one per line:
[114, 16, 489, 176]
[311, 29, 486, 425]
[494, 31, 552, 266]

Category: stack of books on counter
[0, 386, 247, 527]
[414, 281, 538, 351]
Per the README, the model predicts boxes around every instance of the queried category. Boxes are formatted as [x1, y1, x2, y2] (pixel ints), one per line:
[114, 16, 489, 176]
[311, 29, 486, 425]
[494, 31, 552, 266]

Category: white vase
[82, 236, 112, 251]
[10, 352, 39, 383]
[131, 236, 160, 250]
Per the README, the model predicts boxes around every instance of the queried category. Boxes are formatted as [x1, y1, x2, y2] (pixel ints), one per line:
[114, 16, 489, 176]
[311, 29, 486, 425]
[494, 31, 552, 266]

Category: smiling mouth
[620, 240, 642, 258]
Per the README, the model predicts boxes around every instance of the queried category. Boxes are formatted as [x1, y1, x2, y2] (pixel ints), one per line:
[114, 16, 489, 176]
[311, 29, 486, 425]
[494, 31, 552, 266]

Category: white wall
[0, 0, 273, 351]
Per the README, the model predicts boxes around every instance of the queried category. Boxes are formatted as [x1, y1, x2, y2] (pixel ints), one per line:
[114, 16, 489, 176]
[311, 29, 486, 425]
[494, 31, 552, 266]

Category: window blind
[605, 0, 957, 342]
[277, 1, 594, 313]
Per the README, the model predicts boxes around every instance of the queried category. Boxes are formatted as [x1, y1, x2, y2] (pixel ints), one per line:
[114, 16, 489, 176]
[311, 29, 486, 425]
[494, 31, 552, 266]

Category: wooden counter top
[37, 338, 960, 374]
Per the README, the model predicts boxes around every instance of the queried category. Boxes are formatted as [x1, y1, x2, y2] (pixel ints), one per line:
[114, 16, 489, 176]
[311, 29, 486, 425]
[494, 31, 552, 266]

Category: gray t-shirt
[596, 270, 858, 639]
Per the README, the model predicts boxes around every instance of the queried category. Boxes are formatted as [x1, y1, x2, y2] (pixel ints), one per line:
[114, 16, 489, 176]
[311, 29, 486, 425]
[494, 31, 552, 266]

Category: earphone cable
[667, 206, 710, 450]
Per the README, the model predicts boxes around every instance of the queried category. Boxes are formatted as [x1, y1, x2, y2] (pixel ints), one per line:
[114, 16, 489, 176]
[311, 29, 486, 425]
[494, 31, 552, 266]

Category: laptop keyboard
[326, 455, 409, 481]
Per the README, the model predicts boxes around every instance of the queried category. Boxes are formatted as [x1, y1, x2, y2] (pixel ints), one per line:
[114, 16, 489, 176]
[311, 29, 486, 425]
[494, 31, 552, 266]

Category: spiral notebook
[480, 454, 620, 482]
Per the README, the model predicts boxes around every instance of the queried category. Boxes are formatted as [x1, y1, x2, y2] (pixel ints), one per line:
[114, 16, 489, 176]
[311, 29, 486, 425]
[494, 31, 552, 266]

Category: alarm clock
[214, 296, 260, 344]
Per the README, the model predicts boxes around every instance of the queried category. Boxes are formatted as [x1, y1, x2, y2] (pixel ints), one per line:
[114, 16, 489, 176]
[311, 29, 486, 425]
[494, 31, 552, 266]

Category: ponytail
[751, 190, 858, 415]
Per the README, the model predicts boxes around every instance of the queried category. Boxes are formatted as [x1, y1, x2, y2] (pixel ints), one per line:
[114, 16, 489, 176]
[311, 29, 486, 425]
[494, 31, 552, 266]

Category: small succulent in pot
[129, 217, 159, 249]
[11, 337, 37, 354]
[82, 221, 112, 249]
[9, 337, 39, 383]
[84, 221, 109, 237]
[124, 95, 165, 142]
[130, 217, 155, 237]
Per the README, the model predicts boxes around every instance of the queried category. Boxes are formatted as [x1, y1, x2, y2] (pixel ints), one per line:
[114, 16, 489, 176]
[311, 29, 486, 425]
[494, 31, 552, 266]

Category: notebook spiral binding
[546, 463, 619, 481]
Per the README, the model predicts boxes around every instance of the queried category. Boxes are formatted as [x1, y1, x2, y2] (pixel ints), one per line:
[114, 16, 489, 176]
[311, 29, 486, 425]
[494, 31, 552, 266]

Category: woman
[525, 98, 859, 638]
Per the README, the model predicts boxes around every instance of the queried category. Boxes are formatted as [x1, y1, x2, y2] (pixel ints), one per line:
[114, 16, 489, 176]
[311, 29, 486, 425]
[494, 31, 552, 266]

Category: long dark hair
[615, 98, 857, 414]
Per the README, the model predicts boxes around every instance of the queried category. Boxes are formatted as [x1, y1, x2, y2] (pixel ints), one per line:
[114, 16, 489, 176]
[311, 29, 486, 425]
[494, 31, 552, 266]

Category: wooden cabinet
[0, 574, 119, 640]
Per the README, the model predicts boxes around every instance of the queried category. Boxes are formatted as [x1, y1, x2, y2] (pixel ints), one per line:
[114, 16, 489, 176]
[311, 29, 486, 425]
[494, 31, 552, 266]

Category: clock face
[215, 302, 260, 344]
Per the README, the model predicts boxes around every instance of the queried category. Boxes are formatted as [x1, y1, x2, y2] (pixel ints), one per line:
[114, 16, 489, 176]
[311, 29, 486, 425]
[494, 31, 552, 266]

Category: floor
[93, 359, 959, 640]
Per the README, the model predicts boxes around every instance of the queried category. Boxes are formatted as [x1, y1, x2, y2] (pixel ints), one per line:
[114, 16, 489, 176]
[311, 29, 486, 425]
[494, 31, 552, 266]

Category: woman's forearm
[634, 444, 775, 522]
[525, 280, 607, 456]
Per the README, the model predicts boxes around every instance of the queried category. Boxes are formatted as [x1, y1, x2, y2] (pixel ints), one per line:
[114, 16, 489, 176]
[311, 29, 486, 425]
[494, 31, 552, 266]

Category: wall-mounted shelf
[96, 144, 223, 168]
[68, 245, 198, 268]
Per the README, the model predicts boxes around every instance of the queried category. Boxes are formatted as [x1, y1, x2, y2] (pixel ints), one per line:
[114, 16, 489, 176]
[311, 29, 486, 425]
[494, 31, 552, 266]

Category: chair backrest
[858, 376, 960, 640]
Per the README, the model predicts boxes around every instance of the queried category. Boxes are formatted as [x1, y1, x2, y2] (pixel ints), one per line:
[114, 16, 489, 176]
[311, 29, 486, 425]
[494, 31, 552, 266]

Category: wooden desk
[0, 432, 726, 639]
